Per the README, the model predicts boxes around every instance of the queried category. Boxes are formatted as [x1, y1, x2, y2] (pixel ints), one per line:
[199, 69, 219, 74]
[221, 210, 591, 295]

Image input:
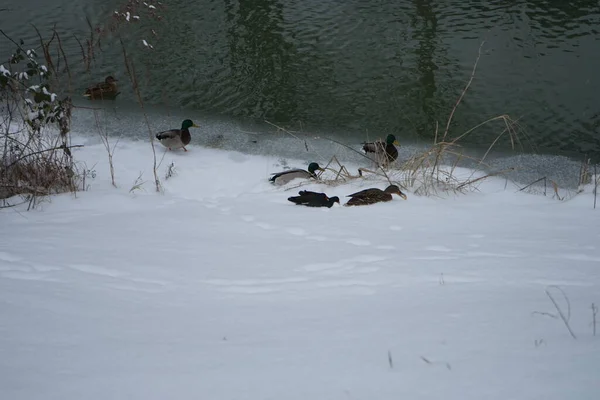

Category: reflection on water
[0, 0, 599, 161]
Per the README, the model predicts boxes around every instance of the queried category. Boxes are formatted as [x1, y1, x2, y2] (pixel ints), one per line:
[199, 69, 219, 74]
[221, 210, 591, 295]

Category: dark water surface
[1, 0, 600, 166]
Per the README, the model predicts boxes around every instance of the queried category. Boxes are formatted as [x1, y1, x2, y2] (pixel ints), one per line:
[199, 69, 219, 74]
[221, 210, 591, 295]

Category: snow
[1, 135, 599, 399]
[0, 64, 9, 77]
[42, 86, 57, 102]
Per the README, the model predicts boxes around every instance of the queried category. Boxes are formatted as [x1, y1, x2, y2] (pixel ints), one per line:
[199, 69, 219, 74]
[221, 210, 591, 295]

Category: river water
[1, 0, 599, 184]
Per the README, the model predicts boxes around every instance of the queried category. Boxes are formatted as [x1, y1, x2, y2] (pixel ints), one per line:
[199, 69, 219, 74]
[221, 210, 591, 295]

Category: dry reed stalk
[119, 37, 161, 192]
[594, 164, 598, 209]
[592, 303, 597, 336]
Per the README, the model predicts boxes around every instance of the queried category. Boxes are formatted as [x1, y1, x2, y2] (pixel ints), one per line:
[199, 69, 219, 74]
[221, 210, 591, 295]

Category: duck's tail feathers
[287, 196, 302, 205]
[362, 142, 384, 154]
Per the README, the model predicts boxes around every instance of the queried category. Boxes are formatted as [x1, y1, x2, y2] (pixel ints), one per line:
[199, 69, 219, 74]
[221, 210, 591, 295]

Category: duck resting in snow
[83, 76, 120, 100]
[269, 162, 324, 185]
[287, 190, 340, 208]
[155, 119, 199, 151]
[362, 134, 399, 167]
[344, 184, 407, 206]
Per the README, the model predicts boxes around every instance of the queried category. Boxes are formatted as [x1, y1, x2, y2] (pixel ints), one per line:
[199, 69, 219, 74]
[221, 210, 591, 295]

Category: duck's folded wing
[346, 189, 377, 197]
[347, 188, 372, 198]
[269, 168, 307, 180]
[156, 129, 180, 140]
[298, 190, 326, 197]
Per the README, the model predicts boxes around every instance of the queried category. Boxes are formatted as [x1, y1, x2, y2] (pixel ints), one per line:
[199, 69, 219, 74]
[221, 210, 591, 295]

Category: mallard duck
[83, 76, 119, 99]
[155, 119, 199, 151]
[269, 162, 324, 185]
[362, 134, 399, 166]
[288, 190, 340, 208]
[345, 184, 407, 206]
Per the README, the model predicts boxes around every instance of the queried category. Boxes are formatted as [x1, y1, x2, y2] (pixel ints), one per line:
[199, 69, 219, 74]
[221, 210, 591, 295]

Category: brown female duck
[345, 184, 407, 206]
[83, 76, 119, 100]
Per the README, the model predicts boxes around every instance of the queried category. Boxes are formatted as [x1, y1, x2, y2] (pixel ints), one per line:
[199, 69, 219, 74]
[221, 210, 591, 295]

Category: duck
[288, 190, 340, 208]
[269, 162, 324, 185]
[362, 134, 399, 167]
[83, 76, 119, 100]
[345, 184, 407, 206]
[155, 119, 199, 151]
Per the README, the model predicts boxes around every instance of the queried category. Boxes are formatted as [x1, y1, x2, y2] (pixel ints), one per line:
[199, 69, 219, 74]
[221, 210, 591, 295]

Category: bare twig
[5, 145, 83, 169]
[518, 177, 547, 193]
[545, 286, 577, 339]
[594, 164, 597, 209]
[592, 303, 597, 336]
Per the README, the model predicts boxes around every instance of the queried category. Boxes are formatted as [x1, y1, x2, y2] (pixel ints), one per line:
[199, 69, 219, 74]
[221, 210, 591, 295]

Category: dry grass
[0, 129, 81, 207]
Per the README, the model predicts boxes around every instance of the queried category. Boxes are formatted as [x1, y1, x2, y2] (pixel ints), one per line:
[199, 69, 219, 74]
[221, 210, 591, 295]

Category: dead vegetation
[0, 32, 79, 208]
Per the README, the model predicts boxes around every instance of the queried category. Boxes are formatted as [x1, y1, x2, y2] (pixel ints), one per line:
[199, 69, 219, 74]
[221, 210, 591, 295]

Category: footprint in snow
[554, 254, 600, 262]
[286, 228, 306, 236]
[468, 234, 485, 239]
[68, 264, 128, 278]
[301, 255, 387, 273]
[255, 222, 275, 230]
[306, 235, 328, 242]
[424, 245, 453, 252]
[346, 238, 371, 246]
[0, 271, 62, 282]
[0, 251, 22, 262]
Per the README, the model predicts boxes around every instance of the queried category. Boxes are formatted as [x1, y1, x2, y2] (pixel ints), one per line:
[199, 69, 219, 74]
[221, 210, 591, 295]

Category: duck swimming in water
[270, 162, 324, 185]
[345, 184, 407, 206]
[287, 190, 340, 208]
[83, 76, 120, 100]
[155, 119, 199, 151]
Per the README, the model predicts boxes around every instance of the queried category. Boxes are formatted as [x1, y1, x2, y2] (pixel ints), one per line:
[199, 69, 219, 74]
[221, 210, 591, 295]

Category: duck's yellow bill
[192, 123, 200, 128]
[393, 140, 400, 146]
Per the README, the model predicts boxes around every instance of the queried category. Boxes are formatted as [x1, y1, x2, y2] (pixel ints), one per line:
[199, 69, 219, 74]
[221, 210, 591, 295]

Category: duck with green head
[362, 134, 400, 166]
[83, 76, 120, 100]
[269, 162, 324, 185]
[155, 119, 199, 151]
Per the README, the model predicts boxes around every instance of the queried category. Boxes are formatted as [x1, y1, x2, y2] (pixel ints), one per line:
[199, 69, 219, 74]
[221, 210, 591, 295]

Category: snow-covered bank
[1, 137, 599, 400]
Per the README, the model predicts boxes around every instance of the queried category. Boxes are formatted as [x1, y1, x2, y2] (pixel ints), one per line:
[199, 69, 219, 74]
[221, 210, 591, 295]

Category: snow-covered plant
[0, 39, 77, 205]
[1, 47, 72, 135]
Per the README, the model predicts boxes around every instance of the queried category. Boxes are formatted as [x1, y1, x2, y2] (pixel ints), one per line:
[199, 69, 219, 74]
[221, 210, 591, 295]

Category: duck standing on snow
[83, 76, 120, 100]
[155, 119, 200, 152]
[362, 134, 400, 167]
[345, 184, 407, 206]
[287, 190, 340, 208]
[269, 162, 324, 185]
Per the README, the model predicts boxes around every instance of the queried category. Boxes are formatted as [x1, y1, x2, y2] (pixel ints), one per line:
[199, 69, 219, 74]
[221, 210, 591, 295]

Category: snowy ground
[1, 136, 599, 400]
